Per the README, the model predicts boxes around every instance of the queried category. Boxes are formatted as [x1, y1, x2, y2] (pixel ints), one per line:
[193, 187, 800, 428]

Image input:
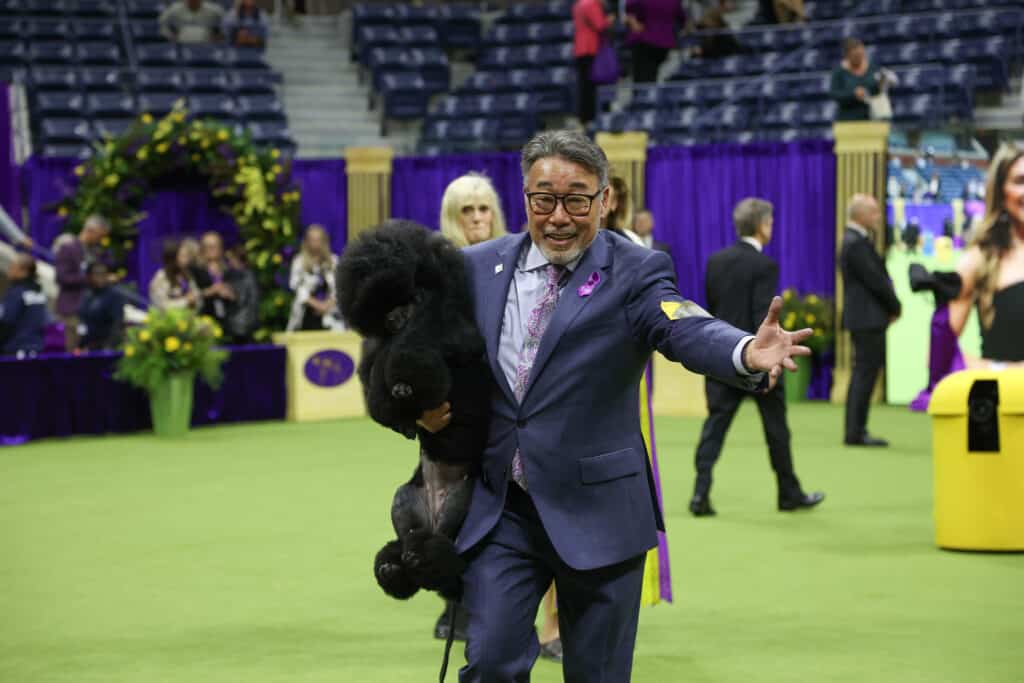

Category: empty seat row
[367, 47, 450, 92]
[26, 67, 279, 96]
[457, 67, 575, 114]
[0, 41, 121, 66]
[420, 116, 539, 150]
[499, 0, 571, 24]
[136, 44, 269, 70]
[0, 19, 121, 40]
[39, 117, 292, 147]
[487, 21, 574, 46]
[352, 3, 481, 51]
[35, 92, 285, 121]
[477, 44, 574, 71]
[354, 25, 440, 64]
[0, 0, 118, 17]
[432, 93, 540, 120]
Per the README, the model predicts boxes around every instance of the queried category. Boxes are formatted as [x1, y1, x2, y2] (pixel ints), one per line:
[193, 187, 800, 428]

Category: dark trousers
[846, 329, 886, 441]
[693, 378, 802, 499]
[460, 484, 645, 683]
[631, 43, 669, 83]
[575, 55, 597, 124]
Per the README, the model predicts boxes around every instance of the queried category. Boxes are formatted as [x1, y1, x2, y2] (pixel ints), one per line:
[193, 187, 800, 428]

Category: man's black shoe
[778, 491, 825, 511]
[844, 434, 889, 447]
[689, 494, 716, 517]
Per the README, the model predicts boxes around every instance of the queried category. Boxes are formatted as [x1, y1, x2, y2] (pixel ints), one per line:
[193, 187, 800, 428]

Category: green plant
[780, 289, 835, 354]
[54, 101, 301, 340]
[115, 308, 229, 393]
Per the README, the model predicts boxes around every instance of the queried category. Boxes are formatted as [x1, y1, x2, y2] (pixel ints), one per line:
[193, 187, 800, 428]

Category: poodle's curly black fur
[337, 220, 491, 601]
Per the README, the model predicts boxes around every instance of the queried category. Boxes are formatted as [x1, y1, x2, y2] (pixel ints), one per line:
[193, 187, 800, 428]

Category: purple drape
[390, 152, 527, 234]
[0, 345, 285, 446]
[888, 203, 953, 236]
[21, 157, 348, 287]
[0, 83, 19, 221]
[645, 140, 837, 306]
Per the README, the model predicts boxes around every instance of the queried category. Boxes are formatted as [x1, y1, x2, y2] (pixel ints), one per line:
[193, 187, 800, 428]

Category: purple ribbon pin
[577, 271, 601, 297]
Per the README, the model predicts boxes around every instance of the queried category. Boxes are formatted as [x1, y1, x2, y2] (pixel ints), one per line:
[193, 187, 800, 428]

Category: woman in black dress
[949, 145, 1024, 367]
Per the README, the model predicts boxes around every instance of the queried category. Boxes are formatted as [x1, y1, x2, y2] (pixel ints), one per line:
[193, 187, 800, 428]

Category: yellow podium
[929, 370, 1024, 551]
[271, 330, 367, 422]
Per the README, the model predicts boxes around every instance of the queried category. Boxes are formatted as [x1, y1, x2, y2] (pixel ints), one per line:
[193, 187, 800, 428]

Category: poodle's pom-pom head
[336, 220, 433, 338]
[374, 539, 419, 600]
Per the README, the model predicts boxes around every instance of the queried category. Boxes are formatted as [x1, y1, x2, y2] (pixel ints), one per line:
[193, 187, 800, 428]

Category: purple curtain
[645, 140, 837, 306]
[0, 83, 19, 221]
[390, 152, 527, 233]
[21, 157, 348, 287]
[0, 345, 285, 446]
[888, 203, 954, 236]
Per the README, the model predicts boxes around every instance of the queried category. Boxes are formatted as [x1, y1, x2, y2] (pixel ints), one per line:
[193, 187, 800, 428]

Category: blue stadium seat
[0, 18, 21, 40]
[657, 107, 699, 133]
[538, 43, 573, 66]
[225, 48, 270, 70]
[80, 68, 127, 93]
[0, 0, 20, 16]
[593, 110, 655, 135]
[179, 45, 224, 68]
[128, 21, 164, 44]
[697, 80, 741, 104]
[22, 0, 67, 17]
[230, 70, 277, 96]
[526, 21, 573, 43]
[391, 4, 435, 25]
[436, 4, 480, 49]
[87, 93, 135, 117]
[188, 94, 237, 121]
[421, 117, 499, 151]
[124, 0, 162, 19]
[183, 69, 232, 94]
[243, 120, 293, 148]
[236, 94, 285, 122]
[0, 40, 26, 65]
[497, 114, 538, 146]
[41, 117, 92, 144]
[41, 143, 94, 158]
[704, 56, 744, 79]
[799, 73, 833, 99]
[460, 70, 513, 94]
[891, 94, 934, 123]
[73, 20, 118, 41]
[138, 69, 185, 93]
[36, 91, 87, 117]
[502, 0, 571, 23]
[490, 23, 530, 45]
[369, 48, 450, 92]
[23, 19, 71, 40]
[760, 101, 801, 128]
[28, 42, 76, 65]
[71, 0, 118, 18]
[31, 67, 79, 91]
[799, 100, 836, 126]
[93, 117, 134, 139]
[659, 83, 700, 108]
[715, 105, 749, 130]
[76, 42, 121, 66]
[138, 92, 181, 116]
[533, 66, 574, 113]
[380, 73, 433, 132]
[356, 25, 401, 62]
[137, 44, 179, 67]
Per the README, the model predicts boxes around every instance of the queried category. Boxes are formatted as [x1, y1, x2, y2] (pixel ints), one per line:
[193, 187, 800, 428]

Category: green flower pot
[784, 355, 813, 402]
[149, 371, 196, 438]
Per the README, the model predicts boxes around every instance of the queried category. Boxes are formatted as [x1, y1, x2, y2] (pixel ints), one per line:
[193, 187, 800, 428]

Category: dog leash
[439, 601, 457, 682]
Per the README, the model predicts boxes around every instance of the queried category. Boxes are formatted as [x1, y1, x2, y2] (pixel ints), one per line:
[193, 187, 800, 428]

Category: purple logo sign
[304, 350, 355, 388]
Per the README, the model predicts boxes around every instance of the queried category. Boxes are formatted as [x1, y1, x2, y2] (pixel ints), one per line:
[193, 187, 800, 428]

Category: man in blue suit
[420, 130, 811, 682]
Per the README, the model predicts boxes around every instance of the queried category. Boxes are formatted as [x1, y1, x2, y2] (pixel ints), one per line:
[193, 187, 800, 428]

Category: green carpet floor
[1, 403, 1021, 682]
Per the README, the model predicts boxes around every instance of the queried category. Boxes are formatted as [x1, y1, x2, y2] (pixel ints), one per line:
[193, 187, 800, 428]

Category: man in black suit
[689, 198, 825, 516]
[633, 210, 673, 258]
[840, 194, 901, 447]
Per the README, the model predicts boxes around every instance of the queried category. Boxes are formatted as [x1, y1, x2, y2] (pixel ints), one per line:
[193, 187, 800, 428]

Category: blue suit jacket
[456, 231, 761, 570]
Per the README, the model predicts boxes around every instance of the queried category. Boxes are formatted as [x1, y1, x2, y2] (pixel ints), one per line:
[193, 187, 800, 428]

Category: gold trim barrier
[345, 147, 394, 242]
[597, 131, 649, 211]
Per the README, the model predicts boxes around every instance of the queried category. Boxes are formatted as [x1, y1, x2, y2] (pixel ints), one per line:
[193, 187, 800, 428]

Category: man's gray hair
[521, 130, 610, 188]
[733, 198, 773, 237]
[83, 214, 111, 232]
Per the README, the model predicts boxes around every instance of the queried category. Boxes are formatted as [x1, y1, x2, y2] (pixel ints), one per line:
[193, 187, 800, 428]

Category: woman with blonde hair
[439, 173, 507, 248]
[286, 224, 341, 332]
[949, 145, 1024, 367]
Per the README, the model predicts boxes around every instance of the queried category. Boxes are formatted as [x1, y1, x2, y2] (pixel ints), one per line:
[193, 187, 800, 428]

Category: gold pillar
[344, 147, 394, 242]
[596, 131, 649, 212]
[831, 121, 891, 404]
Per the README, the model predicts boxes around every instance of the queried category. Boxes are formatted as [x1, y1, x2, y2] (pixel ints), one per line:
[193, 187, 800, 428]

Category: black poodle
[337, 219, 491, 601]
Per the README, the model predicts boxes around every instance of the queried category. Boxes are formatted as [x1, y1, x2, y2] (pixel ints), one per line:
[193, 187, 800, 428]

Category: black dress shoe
[844, 434, 889, 447]
[778, 491, 825, 511]
[689, 494, 716, 517]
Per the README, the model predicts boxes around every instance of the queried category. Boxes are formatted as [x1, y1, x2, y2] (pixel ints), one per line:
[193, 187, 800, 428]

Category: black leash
[438, 600, 457, 682]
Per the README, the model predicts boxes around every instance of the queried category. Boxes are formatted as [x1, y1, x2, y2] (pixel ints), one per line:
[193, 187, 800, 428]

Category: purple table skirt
[0, 345, 286, 446]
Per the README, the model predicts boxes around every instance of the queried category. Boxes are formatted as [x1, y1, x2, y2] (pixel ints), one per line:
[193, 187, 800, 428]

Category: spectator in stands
[55, 214, 111, 352]
[772, 0, 805, 23]
[439, 173, 508, 248]
[149, 239, 200, 311]
[223, 244, 260, 343]
[624, 0, 687, 84]
[286, 224, 341, 332]
[160, 0, 225, 44]
[77, 261, 124, 352]
[0, 254, 48, 358]
[634, 209, 673, 257]
[830, 38, 887, 122]
[572, 0, 615, 125]
[691, 0, 741, 59]
[195, 231, 235, 328]
[224, 0, 268, 48]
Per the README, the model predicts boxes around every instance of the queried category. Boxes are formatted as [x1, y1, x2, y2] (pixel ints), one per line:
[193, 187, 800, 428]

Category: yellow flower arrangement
[141, 113, 153, 124]
[780, 289, 834, 354]
[139, 330, 151, 342]
[137, 148, 149, 161]
[124, 345, 135, 357]
[116, 308, 228, 394]
[164, 336, 181, 352]
[104, 174, 119, 187]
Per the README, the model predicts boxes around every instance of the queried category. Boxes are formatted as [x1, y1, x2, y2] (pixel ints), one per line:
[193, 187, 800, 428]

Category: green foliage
[115, 308, 229, 393]
[55, 101, 300, 338]
[780, 289, 835, 354]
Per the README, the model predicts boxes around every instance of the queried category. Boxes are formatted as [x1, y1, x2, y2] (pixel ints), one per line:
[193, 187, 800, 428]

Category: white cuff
[733, 336, 756, 375]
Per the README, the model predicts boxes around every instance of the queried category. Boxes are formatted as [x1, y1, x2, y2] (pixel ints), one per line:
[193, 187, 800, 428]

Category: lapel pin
[495, 263, 503, 274]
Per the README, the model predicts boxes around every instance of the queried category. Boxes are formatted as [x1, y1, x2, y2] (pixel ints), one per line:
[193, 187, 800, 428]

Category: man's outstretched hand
[743, 296, 813, 390]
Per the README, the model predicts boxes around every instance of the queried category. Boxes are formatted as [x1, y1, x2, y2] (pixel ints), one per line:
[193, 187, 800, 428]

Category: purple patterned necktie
[510, 263, 565, 490]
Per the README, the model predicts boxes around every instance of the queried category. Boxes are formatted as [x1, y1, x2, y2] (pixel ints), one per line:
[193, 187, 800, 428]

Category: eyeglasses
[524, 189, 604, 217]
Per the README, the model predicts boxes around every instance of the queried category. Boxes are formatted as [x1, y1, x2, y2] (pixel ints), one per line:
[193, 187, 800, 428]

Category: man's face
[524, 157, 606, 266]
[6, 258, 27, 281]
[634, 212, 654, 237]
[88, 264, 109, 289]
[757, 214, 774, 245]
[200, 235, 223, 263]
